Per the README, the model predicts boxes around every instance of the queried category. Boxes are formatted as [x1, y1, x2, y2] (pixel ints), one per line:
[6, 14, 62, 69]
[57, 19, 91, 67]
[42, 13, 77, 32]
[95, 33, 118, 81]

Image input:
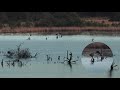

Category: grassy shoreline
[0, 27, 120, 36]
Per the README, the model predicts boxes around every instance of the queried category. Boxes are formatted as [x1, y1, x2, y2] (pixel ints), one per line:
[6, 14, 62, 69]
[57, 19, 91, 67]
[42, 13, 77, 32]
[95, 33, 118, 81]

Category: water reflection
[67, 62, 72, 71]
[63, 51, 81, 72]
[1, 35, 120, 78]
[108, 60, 119, 78]
[0, 59, 28, 68]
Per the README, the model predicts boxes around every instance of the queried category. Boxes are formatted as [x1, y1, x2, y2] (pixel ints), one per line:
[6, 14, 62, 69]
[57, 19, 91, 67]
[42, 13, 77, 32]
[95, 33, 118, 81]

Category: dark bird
[56, 36, 58, 39]
[89, 53, 95, 64]
[58, 56, 60, 60]
[101, 56, 104, 61]
[92, 38, 94, 42]
[96, 51, 104, 61]
[91, 58, 95, 64]
[109, 61, 119, 78]
[96, 51, 101, 55]
[89, 53, 94, 58]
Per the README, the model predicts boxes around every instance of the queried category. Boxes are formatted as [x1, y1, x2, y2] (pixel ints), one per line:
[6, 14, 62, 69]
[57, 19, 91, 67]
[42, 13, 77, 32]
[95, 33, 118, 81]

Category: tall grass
[0, 27, 120, 35]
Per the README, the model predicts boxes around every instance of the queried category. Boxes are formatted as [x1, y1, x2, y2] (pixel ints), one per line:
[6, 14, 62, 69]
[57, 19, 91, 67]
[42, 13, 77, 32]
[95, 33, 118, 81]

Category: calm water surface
[0, 35, 120, 78]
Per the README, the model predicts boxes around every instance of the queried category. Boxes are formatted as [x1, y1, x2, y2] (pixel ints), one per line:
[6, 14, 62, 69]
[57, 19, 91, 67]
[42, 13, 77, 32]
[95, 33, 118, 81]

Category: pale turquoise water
[0, 35, 120, 78]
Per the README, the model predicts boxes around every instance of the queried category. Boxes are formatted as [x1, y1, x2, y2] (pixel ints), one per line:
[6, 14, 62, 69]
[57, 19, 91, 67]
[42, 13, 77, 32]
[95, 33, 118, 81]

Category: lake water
[0, 35, 120, 78]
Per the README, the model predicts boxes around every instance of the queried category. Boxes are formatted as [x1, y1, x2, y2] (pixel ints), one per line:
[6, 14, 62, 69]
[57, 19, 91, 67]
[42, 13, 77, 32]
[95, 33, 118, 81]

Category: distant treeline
[0, 12, 120, 27]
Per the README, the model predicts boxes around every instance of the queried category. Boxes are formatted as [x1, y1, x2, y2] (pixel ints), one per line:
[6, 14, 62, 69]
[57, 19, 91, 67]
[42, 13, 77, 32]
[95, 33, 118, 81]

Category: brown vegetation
[1, 27, 120, 35]
[80, 17, 120, 26]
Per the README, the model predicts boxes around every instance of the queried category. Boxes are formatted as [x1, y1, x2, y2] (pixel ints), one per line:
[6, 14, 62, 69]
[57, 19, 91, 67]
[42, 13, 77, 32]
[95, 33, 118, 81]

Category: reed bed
[0, 27, 120, 35]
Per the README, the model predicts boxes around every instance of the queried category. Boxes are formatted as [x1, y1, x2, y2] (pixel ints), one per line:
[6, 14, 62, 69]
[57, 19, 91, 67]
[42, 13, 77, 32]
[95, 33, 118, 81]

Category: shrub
[4, 43, 38, 59]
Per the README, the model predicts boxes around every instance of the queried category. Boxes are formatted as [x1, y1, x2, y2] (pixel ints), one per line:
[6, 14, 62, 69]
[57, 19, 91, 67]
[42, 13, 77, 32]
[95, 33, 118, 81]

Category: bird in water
[27, 37, 30, 40]
[92, 38, 94, 42]
[89, 53, 95, 64]
[96, 50, 104, 61]
[109, 61, 119, 78]
[30, 34, 32, 36]
[58, 56, 60, 60]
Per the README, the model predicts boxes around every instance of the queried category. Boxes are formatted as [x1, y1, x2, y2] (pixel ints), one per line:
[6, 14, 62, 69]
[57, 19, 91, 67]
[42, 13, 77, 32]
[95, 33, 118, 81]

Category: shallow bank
[0, 27, 120, 36]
